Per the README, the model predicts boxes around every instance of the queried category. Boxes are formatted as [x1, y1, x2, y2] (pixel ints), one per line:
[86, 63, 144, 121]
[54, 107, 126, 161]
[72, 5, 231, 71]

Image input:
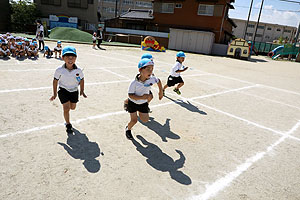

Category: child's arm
[128, 94, 150, 100]
[49, 79, 58, 101]
[79, 78, 87, 98]
[157, 79, 163, 100]
[175, 67, 188, 73]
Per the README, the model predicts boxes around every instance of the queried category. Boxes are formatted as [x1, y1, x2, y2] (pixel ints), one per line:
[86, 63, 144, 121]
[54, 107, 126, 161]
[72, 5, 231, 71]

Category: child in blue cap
[43, 46, 53, 58]
[124, 53, 154, 112]
[54, 41, 62, 58]
[163, 51, 188, 95]
[125, 58, 164, 140]
[15, 42, 25, 57]
[49, 46, 87, 134]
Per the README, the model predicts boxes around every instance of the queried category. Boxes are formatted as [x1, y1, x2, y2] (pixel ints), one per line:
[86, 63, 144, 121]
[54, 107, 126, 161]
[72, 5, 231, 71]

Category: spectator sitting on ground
[43, 46, 53, 58]
[0, 41, 11, 57]
[54, 41, 62, 58]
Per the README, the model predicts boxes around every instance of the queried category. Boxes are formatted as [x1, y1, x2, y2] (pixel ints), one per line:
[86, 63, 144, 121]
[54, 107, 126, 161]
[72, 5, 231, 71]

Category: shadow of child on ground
[132, 135, 192, 185]
[164, 96, 207, 115]
[58, 128, 101, 173]
[139, 117, 180, 142]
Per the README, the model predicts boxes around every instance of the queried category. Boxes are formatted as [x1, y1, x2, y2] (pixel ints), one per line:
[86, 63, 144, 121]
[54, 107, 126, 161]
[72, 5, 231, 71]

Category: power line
[279, 0, 300, 4]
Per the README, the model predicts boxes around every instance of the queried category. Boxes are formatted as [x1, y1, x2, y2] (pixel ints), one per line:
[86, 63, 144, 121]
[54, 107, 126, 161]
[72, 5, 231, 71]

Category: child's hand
[184, 67, 188, 71]
[80, 90, 87, 98]
[158, 91, 163, 100]
[49, 94, 57, 101]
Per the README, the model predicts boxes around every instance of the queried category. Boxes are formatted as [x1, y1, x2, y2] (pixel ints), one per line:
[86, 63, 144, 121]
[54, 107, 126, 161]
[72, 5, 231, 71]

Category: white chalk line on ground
[0, 85, 271, 138]
[189, 78, 300, 111]
[162, 89, 300, 142]
[0, 66, 136, 72]
[189, 120, 300, 200]
[0, 79, 130, 94]
[100, 51, 300, 97]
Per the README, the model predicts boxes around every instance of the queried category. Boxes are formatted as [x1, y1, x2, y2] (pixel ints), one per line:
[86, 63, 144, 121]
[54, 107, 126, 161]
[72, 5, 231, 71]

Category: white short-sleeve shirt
[54, 46, 62, 51]
[54, 64, 84, 92]
[0, 48, 10, 55]
[170, 61, 184, 77]
[128, 74, 159, 104]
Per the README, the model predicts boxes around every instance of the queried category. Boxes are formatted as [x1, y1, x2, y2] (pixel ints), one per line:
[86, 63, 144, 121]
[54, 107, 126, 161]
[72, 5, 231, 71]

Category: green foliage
[10, 0, 38, 31]
[278, 36, 284, 45]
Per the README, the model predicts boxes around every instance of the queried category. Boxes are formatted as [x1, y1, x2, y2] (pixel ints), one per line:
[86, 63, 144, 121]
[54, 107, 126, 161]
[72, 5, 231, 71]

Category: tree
[10, 0, 38, 32]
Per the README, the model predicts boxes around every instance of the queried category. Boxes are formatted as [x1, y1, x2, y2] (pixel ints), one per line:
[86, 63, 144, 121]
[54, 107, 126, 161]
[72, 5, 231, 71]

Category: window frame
[197, 4, 214, 16]
[161, 3, 175, 13]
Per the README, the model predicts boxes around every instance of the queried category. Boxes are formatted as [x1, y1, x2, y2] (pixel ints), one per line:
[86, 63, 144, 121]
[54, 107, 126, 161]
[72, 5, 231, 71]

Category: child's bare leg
[176, 82, 184, 90]
[163, 84, 168, 90]
[139, 112, 149, 123]
[63, 102, 71, 124]
[70, 102, 76, 110]
[128, 112, 138, 130]
[55, 51, 57, 58]
[148, 93, 153, 103]
[59, 51, 61, 57]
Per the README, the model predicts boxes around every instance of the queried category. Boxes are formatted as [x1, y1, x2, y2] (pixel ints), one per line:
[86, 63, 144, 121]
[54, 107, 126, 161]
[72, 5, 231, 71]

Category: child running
[125, 58, 163, 140]
[49, 46, 87, 134]
[163, 51, 188, 95]
[124, 53, 154, 112]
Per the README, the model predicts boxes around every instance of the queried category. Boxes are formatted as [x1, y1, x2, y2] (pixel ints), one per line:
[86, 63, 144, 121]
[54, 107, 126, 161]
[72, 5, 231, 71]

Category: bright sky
[229, 0, 300, 27]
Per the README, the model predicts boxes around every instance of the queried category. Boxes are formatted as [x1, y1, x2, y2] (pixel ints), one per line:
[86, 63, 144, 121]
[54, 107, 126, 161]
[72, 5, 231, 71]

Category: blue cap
[176, 51, 186, 58]
[17, 42, 22, 46]
[29, 43, 34, 46]
[141, 53, 153, 60]
[57, 40, 61, 44]
[45, 46, 49, 50]
[25, 39, 30, 42]
[62, 46, 77, 56]
[138, 58, 154, 69]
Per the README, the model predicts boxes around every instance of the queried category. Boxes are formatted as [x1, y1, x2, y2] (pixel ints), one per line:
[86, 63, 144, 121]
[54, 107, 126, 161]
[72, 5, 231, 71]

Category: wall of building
[35, 0, 98, 28]
[232, 19, 297, 43]
[152, 0, 233, 43]
[99, 0, 153, 21]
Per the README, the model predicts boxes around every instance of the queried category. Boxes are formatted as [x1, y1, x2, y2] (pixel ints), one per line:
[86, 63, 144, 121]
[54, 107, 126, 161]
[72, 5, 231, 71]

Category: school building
[232, 18, 298, 43]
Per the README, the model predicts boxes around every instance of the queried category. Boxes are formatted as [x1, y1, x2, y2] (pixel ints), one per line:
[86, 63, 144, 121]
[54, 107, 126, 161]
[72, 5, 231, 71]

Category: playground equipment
[227, 38, 250, 59]
[268, 44, 300, 60]
[141, 36, 166, 52]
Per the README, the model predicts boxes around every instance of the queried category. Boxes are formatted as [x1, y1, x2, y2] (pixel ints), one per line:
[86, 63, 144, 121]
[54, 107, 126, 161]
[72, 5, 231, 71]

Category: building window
[175, 3, 182, 8]
[103, 7, 115, 13]
[277, 28, 281, 31]
[161, 3, 174, 13]
[267, 27, 271, 30]
[265, 35, 270, 39]
[246, 33, 253, 36]
[123, 0, 133, 6]
[247, 24, 255, 28]
[135, 1, 152, 8]
[257, 25, 264, 29]
[198, 4, 214, 16]
[284, 30, 291, 33]
[68, 0, 81, 8]
[41, 0, 61, 6]
[88, 0, 93, 4]
[256, 34, 262, 37]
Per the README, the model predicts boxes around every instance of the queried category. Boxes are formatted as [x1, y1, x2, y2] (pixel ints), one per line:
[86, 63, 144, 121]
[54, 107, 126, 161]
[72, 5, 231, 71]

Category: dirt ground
[1, 41, 300, 200]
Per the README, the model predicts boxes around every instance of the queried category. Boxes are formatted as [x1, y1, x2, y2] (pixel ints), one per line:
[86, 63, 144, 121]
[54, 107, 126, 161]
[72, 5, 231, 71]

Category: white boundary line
[162, 89, 300, 142]
[190, 120, 300, 200]
[189, 78, 300, 111]
[0, 79, 130, 94]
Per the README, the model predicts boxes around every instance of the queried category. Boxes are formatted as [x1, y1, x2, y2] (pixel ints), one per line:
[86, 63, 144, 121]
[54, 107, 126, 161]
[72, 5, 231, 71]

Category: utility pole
[250, 0, 264, 56]
[243, 0, 254, 40]
[115, 0, 118, 18]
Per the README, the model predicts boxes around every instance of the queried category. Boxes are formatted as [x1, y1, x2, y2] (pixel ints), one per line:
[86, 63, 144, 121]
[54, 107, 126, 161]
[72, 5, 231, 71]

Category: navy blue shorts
[58, 87, 79, 104]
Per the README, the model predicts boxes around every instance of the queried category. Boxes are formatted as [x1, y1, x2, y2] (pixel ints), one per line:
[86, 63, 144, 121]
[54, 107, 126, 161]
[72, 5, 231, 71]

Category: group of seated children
[0, 33, 63, 59]
[43, 41, 62, 58]
[0, 33, 38, 58]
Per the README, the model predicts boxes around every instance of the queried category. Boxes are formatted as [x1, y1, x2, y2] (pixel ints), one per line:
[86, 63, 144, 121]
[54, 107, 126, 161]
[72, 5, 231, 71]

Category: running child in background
[49, 46, 87, 134]
[125, 58, 163, 140]
[163, 51, 188, 95]
[54, 41, 62, 58]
